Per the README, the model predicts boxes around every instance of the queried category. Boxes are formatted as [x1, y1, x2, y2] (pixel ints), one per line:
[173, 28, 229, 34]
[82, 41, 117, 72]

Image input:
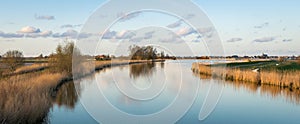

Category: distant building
[95, 55, 111, 61]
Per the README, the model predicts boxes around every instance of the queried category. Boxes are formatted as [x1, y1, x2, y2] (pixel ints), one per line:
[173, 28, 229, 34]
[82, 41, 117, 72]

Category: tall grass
[260, 70, 300, 88]
[0, 72, 66, 123]
[14, 63, 48, 73]
[192, 63, 300, 89]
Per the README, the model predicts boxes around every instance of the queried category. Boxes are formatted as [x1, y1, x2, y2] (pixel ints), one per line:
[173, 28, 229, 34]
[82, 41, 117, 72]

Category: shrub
[49, 42, 81, 75]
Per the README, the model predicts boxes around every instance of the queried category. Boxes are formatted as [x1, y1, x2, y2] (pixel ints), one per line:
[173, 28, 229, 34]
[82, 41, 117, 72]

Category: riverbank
[0, 59, 165, 123]
[192, 60, 300, 89]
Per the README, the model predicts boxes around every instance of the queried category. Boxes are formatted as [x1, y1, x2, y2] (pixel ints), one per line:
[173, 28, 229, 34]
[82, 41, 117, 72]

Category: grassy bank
[0, 59, 165, 123]
[0, 71, 66, 123]
[192, 61, 300, 89]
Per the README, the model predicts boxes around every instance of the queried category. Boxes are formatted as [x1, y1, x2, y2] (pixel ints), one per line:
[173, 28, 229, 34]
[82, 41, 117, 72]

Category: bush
[49, 42, 81, 75]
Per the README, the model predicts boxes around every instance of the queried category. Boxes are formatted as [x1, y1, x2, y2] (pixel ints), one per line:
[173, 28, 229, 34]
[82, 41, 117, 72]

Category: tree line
[128, 45, 165, 60]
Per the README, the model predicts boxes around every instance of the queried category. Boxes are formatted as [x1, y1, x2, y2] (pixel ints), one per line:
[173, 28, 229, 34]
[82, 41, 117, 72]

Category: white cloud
[117, 12, 141, 22]
[100, 30, 135, 39]
[60, 24, 82, 28]
[26, 31, 53, 38]
[253, 37, 276, 42]
[61, 30, 78, 38]
[116, 30, 135, 39]
[53, 29, 78, 39]
[0, 31, 24, 38]
[18, 26, 41, 33]
[159, 35, 183, 43]
[52, 30, 93, 39]
[227, 38, 243, 42]
[197, 27, 214, 38]
[282, 39, 292, 42]
[100, 30, 117, 39]
[176, 27, 196, 36]
[167, 20, 182, 28]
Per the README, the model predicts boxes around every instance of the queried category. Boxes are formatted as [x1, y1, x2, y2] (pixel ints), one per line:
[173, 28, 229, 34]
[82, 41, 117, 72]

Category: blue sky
[0, 0, 299, 56]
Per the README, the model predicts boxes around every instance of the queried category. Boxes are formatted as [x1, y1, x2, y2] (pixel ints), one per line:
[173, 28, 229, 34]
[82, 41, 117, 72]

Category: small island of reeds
[192, 59, 300, 90]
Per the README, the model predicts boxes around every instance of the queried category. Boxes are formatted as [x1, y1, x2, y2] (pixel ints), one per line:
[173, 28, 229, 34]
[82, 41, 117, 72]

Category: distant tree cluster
[1, 50, 24, 72]
[129, 45, 160, 60]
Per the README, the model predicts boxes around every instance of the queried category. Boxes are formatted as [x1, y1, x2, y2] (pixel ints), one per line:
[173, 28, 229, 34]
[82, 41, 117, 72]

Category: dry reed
[14, 63, 48, 74]
[192, 63, 300, 89]
[0, 72, 66, 123]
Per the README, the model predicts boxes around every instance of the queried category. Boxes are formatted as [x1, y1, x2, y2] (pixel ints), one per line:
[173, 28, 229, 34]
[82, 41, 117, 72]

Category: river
[46, 60, 300, 123]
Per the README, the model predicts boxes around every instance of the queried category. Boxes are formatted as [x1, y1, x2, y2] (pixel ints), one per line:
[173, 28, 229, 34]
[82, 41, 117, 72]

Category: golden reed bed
[192, 63, 300, 89]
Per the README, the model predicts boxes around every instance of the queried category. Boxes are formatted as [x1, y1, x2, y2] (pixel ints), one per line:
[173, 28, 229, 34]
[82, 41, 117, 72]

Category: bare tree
[49, 41, 81, 75]
[128, 45, 157, 60]
[2, 50, 24, 72]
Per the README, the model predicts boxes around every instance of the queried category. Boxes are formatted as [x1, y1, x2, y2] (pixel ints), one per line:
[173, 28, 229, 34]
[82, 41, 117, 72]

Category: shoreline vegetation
[0, 42, 166, 123]
[192, 60, 300, 90]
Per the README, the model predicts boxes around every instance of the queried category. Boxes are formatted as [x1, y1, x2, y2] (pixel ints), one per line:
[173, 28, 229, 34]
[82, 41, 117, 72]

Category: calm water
[17, 60, 300, 123]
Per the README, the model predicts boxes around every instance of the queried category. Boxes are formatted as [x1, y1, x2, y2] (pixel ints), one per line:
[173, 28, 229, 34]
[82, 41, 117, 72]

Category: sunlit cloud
[18, 26, 41, 33]
[176, 27, 196, 36]
[26, 30, 53, 38]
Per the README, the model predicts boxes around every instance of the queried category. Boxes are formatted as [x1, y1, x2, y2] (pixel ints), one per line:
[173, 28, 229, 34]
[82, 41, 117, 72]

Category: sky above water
[0, 0, 299, 56]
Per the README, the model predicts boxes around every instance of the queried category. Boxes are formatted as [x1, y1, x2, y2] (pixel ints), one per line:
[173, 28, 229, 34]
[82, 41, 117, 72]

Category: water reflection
[193, 72, 300, 105]
[93, 61, 185, 116]
[0, 81, 80, 124]
[129, 62, 157, 79]
[52, 82, 79, 109]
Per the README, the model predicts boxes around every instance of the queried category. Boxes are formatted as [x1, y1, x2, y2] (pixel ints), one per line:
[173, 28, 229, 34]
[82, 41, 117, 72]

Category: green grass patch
[214, 60, 300, 71]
